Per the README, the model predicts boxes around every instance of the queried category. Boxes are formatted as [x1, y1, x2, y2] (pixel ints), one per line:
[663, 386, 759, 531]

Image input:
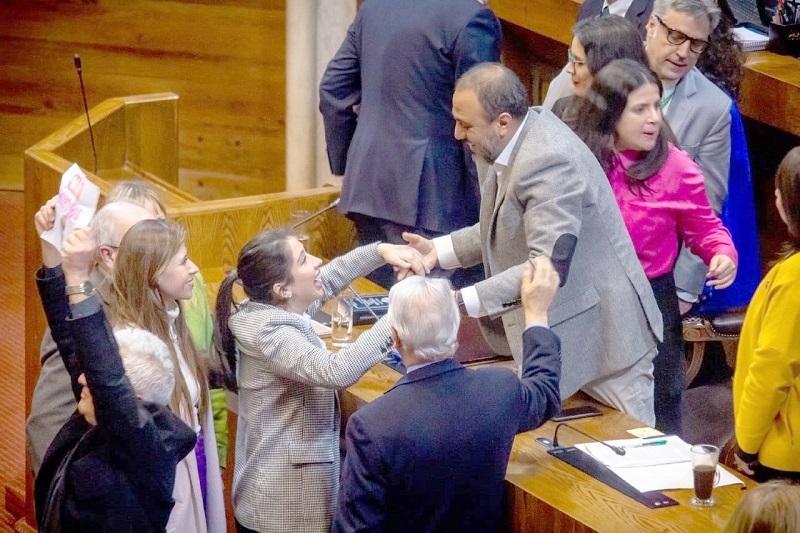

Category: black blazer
[332, 326, 561, 533]
[34, 268, 196, 533]
[577, 0, 654, 37]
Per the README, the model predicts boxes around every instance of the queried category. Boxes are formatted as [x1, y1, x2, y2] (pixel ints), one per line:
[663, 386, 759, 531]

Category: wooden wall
[0, 0, 286, 199]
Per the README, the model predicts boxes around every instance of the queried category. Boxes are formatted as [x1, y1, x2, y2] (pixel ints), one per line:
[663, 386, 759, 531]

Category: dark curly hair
[696, 0, 745, 99]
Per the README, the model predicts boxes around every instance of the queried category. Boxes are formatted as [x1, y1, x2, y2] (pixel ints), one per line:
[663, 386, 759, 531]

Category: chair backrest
[696, 102, 762, 314]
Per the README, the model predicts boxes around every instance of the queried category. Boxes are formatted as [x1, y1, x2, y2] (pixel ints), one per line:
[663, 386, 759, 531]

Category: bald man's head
[90, 199, 155, 274]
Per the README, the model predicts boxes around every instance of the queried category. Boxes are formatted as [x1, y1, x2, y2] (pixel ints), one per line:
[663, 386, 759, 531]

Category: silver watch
[65, 279, 95, 296]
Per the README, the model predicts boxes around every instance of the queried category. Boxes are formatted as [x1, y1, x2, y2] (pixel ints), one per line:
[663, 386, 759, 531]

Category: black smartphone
[550, 406, 602, 422]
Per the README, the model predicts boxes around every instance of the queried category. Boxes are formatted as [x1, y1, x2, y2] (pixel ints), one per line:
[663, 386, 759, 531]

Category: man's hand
[35, 196, 61, 268]
[521, 257, 560, 326]
[401, 232, 439, 272]
[706, 254, 737, 289]
[62, 227, 97, 286]
[376, 243, 429, 280]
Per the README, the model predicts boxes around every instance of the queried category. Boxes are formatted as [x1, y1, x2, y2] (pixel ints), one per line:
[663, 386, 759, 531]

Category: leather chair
[683, 102, 761, 385]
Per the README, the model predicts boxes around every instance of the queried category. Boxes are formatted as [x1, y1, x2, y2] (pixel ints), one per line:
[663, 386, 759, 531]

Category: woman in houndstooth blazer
[214, 229, 426, 533]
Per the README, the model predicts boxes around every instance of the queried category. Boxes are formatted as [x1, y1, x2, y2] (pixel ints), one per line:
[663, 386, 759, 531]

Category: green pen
[624, 439, 668, 448]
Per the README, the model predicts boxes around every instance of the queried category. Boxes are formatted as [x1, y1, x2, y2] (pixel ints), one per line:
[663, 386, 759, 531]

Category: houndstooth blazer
[229, 243, 393, 533]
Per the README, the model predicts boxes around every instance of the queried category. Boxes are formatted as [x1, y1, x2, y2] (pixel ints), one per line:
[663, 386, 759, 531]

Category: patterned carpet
[0, 191, 25, 528]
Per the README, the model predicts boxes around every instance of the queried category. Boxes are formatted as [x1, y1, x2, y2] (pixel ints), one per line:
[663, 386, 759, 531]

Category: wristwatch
[65, 279, 96, 297]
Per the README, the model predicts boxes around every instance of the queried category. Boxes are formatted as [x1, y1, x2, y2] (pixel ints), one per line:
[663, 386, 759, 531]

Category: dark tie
[601, 5, 610, 16]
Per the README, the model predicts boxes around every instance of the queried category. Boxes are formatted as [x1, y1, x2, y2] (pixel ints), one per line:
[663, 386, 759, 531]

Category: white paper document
[575, 435, 746, 493]
[40, 163, 100, 253]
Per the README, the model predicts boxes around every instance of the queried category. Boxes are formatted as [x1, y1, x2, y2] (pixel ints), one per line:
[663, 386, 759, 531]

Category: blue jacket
[332, 326, 561, 532]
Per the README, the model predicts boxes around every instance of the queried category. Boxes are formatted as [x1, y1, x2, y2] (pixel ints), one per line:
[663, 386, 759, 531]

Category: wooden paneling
[0, 1, 286, 194]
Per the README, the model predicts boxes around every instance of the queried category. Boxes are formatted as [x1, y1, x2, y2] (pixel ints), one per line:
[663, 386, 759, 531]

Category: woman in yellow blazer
[733, 146, 800, 481]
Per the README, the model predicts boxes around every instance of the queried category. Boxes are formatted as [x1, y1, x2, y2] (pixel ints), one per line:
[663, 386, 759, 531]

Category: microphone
[553, 422, 626, 456]
[290, 198, 340, 228]
[74, 54, 98, 175]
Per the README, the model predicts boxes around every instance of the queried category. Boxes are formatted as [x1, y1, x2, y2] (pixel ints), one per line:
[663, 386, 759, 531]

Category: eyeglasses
[567, 48, 586, 69]
[653, 15, 709, 54]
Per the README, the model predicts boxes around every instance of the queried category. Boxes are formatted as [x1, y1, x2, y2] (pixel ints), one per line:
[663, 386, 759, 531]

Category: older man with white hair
[333, 257, 562, 533]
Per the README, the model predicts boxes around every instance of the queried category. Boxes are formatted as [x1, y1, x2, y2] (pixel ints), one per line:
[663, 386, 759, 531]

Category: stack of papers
[733, 26, 769, 52]
[575, 435, 745, 493]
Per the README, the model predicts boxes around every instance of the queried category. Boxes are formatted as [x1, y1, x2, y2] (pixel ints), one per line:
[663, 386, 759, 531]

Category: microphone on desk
[290, 198, 340, 228]
[553, 422, 626, 456]
[73, 54, 98, 175]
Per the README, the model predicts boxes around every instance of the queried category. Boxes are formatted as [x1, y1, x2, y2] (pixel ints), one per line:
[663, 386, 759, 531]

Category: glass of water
[289, 209, 310, 249]
[331, 287, 354, 347]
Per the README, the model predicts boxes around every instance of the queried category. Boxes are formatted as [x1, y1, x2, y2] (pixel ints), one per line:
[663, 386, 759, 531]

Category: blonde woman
[111, 218, 226, 532]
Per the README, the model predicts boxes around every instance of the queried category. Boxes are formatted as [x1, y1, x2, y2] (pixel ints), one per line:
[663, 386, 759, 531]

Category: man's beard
[476, 130, 504, 164]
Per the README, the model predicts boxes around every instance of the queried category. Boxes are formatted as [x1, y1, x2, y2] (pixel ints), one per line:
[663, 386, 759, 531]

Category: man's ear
[390, 326, 401, 349]
[98, 245, 115, 270]
[645, 15, 656, 42]
[497, 112, 513, 136]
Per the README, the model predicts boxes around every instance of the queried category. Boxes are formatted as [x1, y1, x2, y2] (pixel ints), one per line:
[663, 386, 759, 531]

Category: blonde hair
[107, 179, 167, 218]
[723, 480, 800, 533]
[110, 218, 208, 425]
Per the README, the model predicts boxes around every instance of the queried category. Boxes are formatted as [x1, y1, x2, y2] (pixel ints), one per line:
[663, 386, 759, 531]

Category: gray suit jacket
[667, 68, 733, 296]
[451, 108, 662, 397]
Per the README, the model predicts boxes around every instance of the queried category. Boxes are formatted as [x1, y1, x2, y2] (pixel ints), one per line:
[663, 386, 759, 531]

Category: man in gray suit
[26, 200, 154, 475]
[645, 0, 731, 311]
[405, 63, 663, 425]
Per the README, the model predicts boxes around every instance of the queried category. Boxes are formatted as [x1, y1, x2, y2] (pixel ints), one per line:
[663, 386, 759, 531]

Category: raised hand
[35, 196, 61, 268]
[705, 254, 737, 289]
[520, 256, 560, 326]
[401, 231, 439, 272]
[62, 227, 97, 286]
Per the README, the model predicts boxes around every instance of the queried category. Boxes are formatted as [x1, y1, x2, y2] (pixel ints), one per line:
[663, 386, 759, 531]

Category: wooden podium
[22, 93, 358, 529]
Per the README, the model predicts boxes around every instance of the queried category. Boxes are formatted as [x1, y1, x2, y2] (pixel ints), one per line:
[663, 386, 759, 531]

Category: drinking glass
[289, 209, 310, 249]
[690, 444, 721, 506]
[331, 288, 354, 347]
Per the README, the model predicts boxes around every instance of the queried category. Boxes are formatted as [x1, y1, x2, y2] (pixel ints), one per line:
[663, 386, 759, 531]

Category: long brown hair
[567, 59, 674, 185]
[110, 218, 208, 424]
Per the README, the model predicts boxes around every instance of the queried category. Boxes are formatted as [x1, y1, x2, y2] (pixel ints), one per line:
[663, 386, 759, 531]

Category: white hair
[387, 276, 460, 363]
[114, 328, 175, 405]
[653, 0, 721, 31]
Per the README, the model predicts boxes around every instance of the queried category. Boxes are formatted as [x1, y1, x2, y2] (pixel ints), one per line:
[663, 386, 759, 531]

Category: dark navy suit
[332, 326, 561, 533]
[319, 0, 501, 274]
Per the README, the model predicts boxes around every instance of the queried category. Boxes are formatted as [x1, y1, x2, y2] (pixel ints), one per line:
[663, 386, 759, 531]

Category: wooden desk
[342, 362, 755, 533]
[490, 0, 800, 138]
[506, 400, 755, 533]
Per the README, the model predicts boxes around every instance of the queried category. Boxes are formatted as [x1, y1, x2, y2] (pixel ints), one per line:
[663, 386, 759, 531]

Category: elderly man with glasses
[645, 0, 732, 313]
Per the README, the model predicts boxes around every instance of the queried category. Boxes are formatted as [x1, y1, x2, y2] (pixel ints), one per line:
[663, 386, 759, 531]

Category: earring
[285, 291, 293, 299]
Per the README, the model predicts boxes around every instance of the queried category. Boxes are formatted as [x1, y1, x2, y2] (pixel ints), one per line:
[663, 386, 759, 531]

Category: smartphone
[550, 405, 602, 422]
